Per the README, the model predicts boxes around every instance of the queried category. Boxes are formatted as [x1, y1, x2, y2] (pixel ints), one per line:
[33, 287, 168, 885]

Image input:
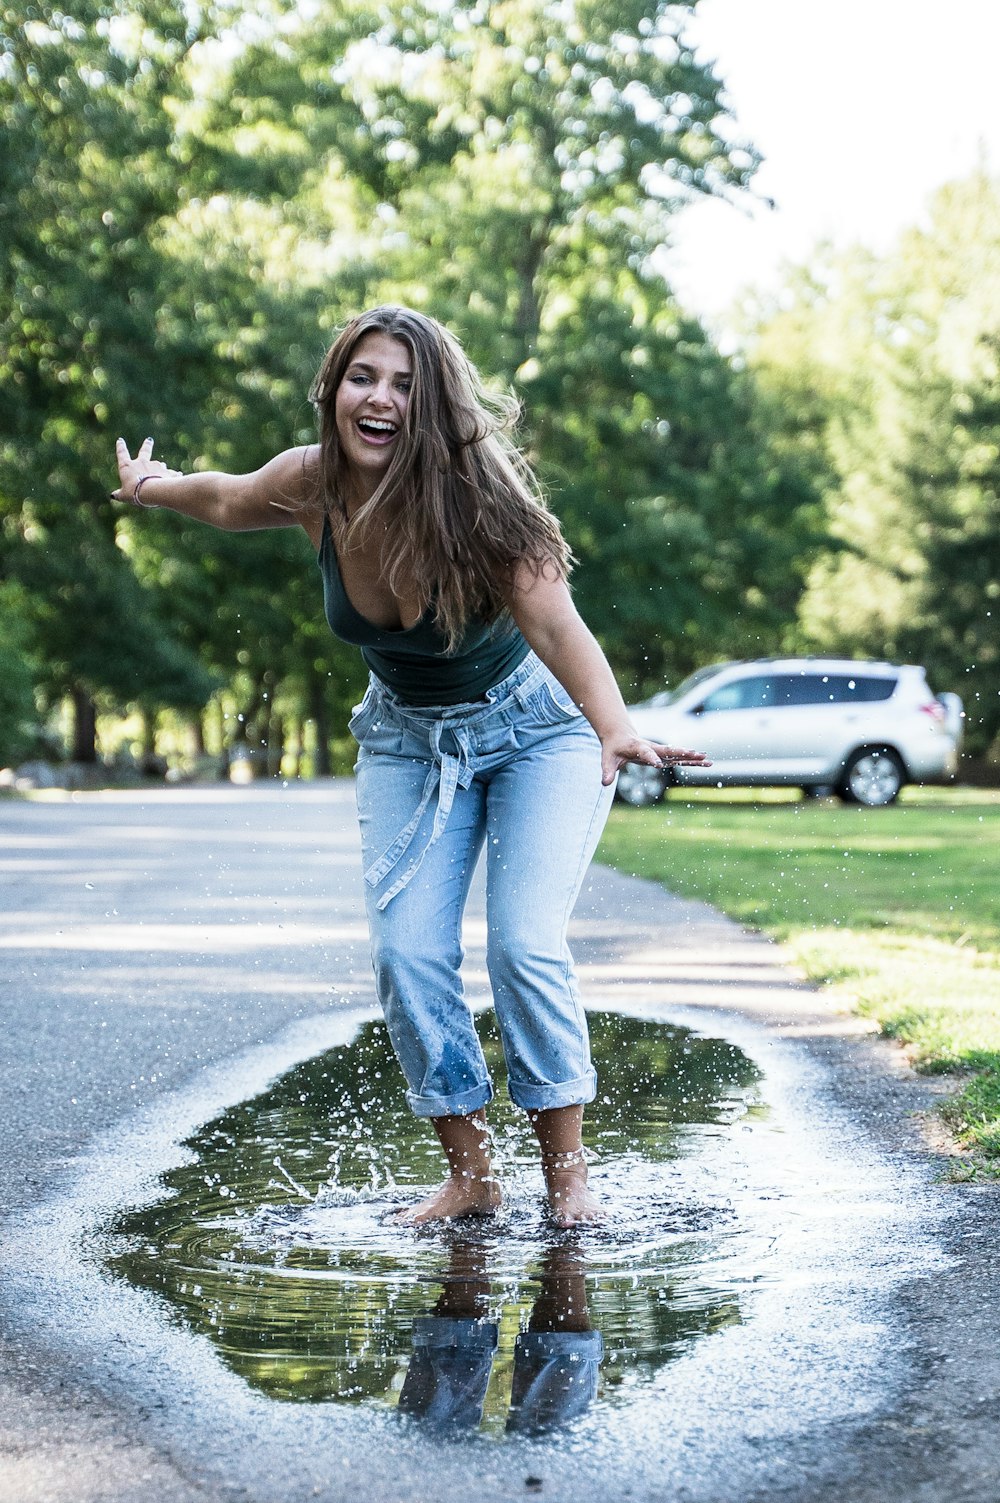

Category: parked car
[617, 658, 963, 808]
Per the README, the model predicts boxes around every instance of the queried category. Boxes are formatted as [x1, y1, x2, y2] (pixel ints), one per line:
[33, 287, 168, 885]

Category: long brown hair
[310, 305, 571, 650]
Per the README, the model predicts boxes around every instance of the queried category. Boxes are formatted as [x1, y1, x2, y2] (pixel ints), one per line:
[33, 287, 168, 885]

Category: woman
[113, 305, 708, 1227]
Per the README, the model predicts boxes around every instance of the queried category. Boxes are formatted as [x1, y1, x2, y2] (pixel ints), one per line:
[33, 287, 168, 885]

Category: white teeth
[359, 419, 396, 433]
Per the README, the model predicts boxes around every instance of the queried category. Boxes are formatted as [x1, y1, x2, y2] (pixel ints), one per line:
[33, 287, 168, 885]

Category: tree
[749, 171, 1000, 759]
[894, 351, 1000, 756]
[202, 0, 814, 692]
[0, 0, 217, 756]
[4, 0, 823, 759]
[0, 582, 41, 765]
[0, 1, 366, 762]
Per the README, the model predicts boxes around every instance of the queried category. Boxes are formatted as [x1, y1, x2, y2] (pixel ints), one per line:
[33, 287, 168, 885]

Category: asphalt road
[1, 782, 999, 1503]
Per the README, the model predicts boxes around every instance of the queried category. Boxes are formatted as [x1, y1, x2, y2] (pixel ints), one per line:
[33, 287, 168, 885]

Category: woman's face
[334, 331, 412, 493]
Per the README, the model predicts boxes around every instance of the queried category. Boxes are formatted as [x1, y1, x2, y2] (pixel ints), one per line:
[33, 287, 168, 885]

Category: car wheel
[615, 764, 669, 807]
[837, 748, 905, 807]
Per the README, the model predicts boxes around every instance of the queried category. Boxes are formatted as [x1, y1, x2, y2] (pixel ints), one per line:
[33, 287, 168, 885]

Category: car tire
[837, 748, 905, 807]
[615, 764, 669, 807]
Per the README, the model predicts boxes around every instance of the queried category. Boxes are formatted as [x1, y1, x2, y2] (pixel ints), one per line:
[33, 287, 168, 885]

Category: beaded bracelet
[131, 474, 161, 508]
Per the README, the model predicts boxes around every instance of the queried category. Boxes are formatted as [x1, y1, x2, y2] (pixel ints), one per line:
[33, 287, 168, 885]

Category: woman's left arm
[504, 563, 710, 787]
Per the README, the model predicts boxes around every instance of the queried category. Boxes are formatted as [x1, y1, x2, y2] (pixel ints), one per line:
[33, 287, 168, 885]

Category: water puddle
[103, 1012, 765, 1434]
[2, 1003, 951, 1500]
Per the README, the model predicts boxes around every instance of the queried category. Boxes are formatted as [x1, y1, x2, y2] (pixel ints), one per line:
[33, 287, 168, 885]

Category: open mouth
[356, 418, 398, 444]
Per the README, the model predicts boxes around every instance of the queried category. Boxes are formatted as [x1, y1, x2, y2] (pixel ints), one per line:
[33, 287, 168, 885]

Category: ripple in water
[105, 1012, 765, 1433]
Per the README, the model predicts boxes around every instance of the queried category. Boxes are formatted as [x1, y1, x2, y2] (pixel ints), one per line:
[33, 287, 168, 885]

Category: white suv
[618, 658, 963, 808]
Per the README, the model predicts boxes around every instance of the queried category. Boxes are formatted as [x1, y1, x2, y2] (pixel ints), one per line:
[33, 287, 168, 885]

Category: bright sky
[664, 0, 1000, 327]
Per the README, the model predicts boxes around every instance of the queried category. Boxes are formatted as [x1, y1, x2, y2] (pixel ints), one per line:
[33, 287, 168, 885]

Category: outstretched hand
[111, 436, 181, 503]
[600, 731, 711, 787]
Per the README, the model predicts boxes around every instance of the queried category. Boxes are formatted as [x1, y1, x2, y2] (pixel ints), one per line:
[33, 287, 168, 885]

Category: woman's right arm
[113, 437, 322, 540]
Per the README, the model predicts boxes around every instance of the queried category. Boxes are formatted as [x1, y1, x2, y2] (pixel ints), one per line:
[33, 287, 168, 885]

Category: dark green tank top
[317, 515, 530, 705]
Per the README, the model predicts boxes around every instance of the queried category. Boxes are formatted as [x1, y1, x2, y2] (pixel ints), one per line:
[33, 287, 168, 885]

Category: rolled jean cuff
[412, 1317, 499, 1355]
[506, 1067, 597, 1113]
[405, 1079, 494, 1119]
[515, 1330, 604, 1362]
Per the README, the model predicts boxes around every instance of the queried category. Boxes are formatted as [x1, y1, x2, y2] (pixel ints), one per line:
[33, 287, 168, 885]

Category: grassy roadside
[596, 787, 1000, 1172]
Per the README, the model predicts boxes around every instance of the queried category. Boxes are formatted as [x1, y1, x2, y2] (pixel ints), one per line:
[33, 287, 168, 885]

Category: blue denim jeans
[397, 1315, 602, 1432]
[351, 651, 614, 1117]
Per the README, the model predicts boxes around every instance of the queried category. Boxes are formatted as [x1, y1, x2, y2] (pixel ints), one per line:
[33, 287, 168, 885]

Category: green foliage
[750, 171, 1000, 758]
[2, 0, 825, 758]
[13, 511, 218, 708]
[0, 0, 219, 742]
[893, 349, 1000, 757]
[942, 1070, 1000, 1159]
[0, 583, 41, 764]
[519, 297, 821, 692]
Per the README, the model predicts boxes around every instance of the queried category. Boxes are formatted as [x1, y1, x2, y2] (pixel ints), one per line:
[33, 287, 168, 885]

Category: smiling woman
[111, 303, 710, 1229]
[309, 306, 569, 653]
[331, 334, 411, 485]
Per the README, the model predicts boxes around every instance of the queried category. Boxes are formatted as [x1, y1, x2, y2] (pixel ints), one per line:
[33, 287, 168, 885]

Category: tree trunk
[266, 713, 284, 778]
[140, 711, 156, 760]
[284, 718, 300, 780]
[512, 228, 549, 366]
[70, 687, 98, 763]
[308, 674, 330, 778]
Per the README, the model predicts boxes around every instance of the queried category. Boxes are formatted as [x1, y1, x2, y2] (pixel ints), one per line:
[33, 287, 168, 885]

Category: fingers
[112, 437, 156, 503]
[114, 436, 154, 466]
[655, 746, 712, 767]
[626, 739, 712, 768]
[604, 735, 712, 775]
[112, 438, 130, 500]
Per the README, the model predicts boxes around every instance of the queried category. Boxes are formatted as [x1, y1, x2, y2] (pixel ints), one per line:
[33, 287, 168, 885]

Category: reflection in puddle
[105, 1013, 764, 1435]
[398, 1239, 601, 1435]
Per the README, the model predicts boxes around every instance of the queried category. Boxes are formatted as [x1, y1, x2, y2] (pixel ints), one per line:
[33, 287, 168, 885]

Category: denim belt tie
[363, 716, 476, 910]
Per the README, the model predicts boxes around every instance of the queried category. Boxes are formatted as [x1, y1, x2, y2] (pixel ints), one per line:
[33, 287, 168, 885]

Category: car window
[770, 673, 897, 705]
[771, 674, 834, 706]
[699, 675, 775, 712]
[647, 663, 739, 709]
[845, 675, 897, 702]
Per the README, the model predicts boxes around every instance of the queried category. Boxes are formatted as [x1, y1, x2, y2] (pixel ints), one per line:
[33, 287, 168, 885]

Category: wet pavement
[2, 782, 999, 1503]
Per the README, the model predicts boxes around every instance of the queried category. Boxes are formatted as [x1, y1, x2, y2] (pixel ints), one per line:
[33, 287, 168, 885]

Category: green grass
[596, 787, 1000, 1169]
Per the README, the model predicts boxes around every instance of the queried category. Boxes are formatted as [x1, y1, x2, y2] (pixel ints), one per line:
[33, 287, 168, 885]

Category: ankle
[541, 1152, 589, 1203]
[540, 1148, 587, 1173]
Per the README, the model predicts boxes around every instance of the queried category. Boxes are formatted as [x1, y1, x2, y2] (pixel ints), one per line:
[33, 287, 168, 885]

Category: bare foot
[394, 1173, 502, 1226]
[543, 1162, 604, 1228]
